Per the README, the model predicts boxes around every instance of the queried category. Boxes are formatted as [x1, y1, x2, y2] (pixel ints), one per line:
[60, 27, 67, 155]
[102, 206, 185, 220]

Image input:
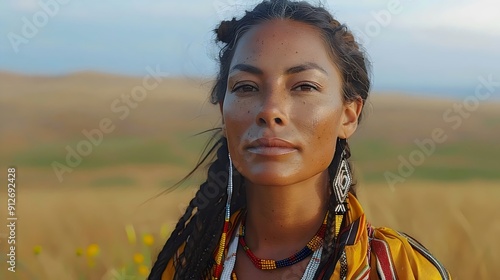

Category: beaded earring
[333, 145, 351, 279]
[333, 147, 351, 238]
[213, 153, 234, 279]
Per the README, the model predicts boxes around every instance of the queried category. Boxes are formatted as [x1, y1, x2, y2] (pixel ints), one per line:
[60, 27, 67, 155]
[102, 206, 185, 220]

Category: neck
[242, 170, 330, 258]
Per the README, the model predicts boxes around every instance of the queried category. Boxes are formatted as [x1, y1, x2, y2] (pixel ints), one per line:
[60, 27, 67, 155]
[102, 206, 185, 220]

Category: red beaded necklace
[238, 212, 328, 270]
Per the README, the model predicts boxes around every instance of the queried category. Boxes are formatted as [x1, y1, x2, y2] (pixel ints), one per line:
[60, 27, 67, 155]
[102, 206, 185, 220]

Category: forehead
[230, 19, 337, 72]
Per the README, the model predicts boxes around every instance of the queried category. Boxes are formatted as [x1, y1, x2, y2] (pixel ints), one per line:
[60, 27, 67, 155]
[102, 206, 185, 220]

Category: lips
[246, 138, 298, 155]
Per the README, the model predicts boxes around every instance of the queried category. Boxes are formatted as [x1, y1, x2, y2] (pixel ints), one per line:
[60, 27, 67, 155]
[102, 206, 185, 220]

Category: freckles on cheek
[311, 117, 319, 129]
[226, 104, 243, 121]
[310, 111, 340, 143]
[223, 100, 256, 136]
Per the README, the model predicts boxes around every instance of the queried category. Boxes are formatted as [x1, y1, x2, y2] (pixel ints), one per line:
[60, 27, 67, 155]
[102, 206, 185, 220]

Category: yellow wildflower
[86, 243, 100, 257]
[75, 247, 83, 256]
[143, 234, 154, 247]
[33, 245, 42, 255]
[133, 253, 144, 264]
[138, 264, 149, 276]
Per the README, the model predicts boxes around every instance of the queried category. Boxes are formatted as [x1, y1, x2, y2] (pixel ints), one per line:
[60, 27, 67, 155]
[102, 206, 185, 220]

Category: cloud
[400, 0, 500, 36]
[1, 0, 497, 97]
[437, 1, 500, 36]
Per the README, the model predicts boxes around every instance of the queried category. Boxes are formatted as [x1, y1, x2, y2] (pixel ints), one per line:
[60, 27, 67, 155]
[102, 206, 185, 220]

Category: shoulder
[371, 226, 451, 280]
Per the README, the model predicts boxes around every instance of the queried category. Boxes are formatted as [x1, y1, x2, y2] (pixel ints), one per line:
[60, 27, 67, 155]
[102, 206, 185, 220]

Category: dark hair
[149, 0, 371, 279]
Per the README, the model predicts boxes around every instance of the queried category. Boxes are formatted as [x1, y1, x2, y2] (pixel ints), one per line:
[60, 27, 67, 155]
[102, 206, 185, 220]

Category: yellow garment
[161, 194, 451, 279]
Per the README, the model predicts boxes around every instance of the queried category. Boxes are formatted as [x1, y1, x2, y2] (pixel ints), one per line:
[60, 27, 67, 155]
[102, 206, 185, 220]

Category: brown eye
[232, 84, 258, 93]
[293, 83, 319, 92]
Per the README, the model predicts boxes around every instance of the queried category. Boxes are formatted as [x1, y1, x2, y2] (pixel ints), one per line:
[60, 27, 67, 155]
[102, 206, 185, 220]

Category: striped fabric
[371, 239, 397, 280]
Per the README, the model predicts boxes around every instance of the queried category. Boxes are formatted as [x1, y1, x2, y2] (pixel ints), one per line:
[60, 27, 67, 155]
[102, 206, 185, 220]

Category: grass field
[0, 178, 499, 279]
[0, 72, 499, 279]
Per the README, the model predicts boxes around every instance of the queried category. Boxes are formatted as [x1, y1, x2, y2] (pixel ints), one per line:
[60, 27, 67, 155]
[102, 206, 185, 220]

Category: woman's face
[222, 19, 360, 186]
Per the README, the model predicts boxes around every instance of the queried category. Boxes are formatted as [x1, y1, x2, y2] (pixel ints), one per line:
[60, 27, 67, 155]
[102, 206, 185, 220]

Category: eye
[232, 84, 258, 93]
[293, 83, 319, 92]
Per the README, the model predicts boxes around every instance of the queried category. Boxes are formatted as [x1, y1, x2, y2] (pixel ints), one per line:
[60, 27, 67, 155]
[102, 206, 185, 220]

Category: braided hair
[149, 138, 245, 279]
[149, 0, 370, 279]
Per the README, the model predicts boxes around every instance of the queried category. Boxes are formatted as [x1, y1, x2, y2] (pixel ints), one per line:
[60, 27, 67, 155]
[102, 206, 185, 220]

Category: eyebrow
[229, 62, 328, 75]
[230, 64, 263, 75]
[286, 62, 328, 75]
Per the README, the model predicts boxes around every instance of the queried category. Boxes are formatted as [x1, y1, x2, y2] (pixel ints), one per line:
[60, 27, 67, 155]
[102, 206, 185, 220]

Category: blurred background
[0, 0, 499, 279]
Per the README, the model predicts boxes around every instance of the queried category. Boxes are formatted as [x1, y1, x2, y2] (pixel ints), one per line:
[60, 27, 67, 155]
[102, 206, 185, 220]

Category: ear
[338, 97, 363, 139]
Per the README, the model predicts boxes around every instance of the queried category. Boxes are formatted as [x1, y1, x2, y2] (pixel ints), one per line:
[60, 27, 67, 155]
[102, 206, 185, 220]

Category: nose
[256, 89, 287, 127]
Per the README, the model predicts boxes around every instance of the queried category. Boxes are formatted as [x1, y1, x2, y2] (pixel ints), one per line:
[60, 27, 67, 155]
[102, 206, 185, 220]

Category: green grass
[350, 139, 500, 182]
[484, 116, 500, 128]
[350, 139, 395, 160]
[90, 176, 137, 187]
[6, 135, 500, 183]
[158, 176, 203, 189]
[411, 166, 500, 181]
[8, 136, 190, 168]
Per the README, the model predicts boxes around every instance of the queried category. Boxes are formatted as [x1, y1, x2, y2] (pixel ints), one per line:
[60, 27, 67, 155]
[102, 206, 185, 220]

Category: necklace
[238, 212, 328, 270]
[220, 221, 324, 280]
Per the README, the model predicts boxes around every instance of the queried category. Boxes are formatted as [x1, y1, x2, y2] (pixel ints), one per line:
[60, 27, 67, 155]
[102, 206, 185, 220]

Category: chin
[245, 176, 295, 187]
[241, 165, 300, 187]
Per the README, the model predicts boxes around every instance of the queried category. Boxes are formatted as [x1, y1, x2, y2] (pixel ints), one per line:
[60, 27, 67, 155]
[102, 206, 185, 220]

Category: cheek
[223, 94, 248, 119]
[222, 97, 255, 150]
[223, 98, 254, 130]
[316, 112, 340, 141]
[303, 108, 342, 158]
[299, 104, 342, 139]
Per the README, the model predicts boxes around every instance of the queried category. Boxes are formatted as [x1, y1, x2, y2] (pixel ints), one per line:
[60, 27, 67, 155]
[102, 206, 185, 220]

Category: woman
[150, 0, 451, 279]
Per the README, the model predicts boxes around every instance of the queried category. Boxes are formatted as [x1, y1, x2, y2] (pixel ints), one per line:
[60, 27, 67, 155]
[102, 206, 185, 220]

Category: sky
[0, 0, 499, 98]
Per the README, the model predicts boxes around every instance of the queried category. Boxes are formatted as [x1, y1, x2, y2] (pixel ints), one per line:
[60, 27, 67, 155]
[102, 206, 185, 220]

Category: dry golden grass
[357, 181, 500, 279]
[0, 174, 498, 279]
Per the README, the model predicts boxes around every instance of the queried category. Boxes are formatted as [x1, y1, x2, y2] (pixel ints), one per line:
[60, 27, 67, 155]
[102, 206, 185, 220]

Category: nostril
[257, 117, 283, 126]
